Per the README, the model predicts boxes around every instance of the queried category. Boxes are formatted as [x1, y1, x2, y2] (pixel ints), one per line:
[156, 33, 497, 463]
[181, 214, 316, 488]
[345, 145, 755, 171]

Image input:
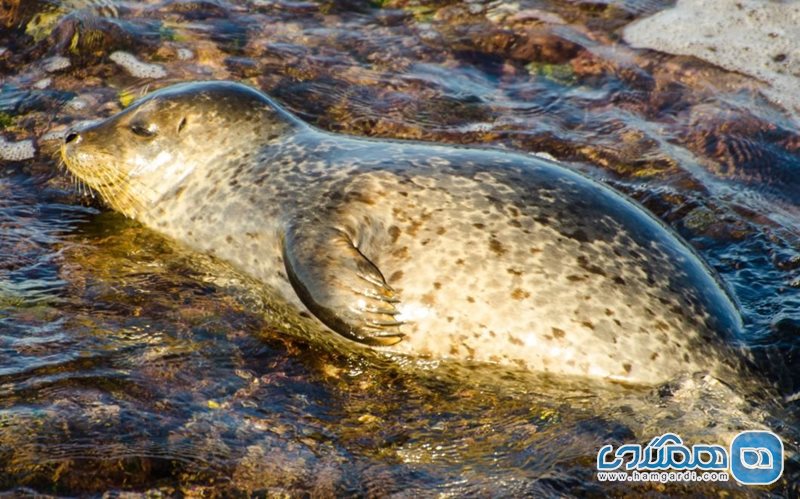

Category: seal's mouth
[59, 135, 145, 219]
[59, 140, 93, 200]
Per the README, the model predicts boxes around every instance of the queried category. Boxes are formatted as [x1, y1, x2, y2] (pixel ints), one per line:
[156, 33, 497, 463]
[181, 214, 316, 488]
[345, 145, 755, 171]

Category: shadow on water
[2, 0, 800, 496]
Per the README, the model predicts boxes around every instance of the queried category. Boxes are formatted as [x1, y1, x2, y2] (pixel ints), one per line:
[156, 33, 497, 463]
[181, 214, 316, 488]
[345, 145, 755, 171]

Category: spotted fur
[62, 81, 747, 385]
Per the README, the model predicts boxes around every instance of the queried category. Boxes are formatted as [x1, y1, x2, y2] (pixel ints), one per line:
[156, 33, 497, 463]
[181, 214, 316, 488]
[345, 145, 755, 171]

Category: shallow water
[2, 0, 800, 496]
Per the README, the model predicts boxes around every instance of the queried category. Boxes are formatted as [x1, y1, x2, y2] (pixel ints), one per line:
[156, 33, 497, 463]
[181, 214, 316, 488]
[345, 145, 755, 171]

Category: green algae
[526, 61, 577, 86]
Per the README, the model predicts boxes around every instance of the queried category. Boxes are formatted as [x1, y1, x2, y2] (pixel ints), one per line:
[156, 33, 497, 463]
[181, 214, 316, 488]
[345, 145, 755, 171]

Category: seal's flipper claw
[283, 222, 404, 347]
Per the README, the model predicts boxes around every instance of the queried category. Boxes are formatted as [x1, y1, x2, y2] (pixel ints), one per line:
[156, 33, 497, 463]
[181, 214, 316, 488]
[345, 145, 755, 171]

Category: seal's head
[61, 81, 300, 218]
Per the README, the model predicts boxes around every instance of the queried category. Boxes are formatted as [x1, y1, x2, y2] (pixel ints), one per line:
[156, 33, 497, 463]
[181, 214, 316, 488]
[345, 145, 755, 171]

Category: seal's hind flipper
[282, 222, 405, 346]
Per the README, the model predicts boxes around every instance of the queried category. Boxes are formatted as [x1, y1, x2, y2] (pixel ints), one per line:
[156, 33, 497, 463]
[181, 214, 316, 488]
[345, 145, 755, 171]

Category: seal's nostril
[65, 132, 79, 144]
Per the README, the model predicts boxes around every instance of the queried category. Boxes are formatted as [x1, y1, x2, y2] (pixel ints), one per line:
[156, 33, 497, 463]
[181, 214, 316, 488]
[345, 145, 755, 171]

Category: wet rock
[224, 56, 261, 77]
[683, 206, 717, 232]
[24, 12, 160, 68]
[316, 0, 382, 15]
[510, 28, 583, 64]
[0, 135, 35, 160]
[679, 103, 800, 196]
[773, 252, 800, 272]
[507, 9, 568, 26]
[0, 85, 74, 115]
[110, 51, 167, 79]
[446, 24, 584, 66]
[41, 54, 70, 72]
[0, 0, 58, 31]
[158, 0, 231, 20]
[207, 19, 250, 54]
[176, 47, 194, 60]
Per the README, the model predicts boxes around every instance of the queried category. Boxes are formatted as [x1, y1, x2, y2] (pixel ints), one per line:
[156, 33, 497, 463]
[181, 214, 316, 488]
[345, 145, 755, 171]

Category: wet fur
[62, 81, 748, 385]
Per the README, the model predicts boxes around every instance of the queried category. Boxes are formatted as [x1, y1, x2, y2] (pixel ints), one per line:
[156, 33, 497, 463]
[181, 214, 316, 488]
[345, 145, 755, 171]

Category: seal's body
[62, 81, 745, 385]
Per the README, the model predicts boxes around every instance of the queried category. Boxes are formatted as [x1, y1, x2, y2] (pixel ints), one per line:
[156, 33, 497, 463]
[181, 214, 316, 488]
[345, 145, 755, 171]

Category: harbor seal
[61, 81, 747, 385]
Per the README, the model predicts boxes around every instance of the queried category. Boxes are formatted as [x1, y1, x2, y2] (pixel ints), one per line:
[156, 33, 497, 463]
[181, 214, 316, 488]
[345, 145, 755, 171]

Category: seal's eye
[177, 117, 187, 133]
[130, 122, 157, 138]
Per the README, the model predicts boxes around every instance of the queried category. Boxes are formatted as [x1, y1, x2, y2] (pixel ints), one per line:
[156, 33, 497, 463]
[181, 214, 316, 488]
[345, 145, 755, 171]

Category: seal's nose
[64, 131, 80, 144]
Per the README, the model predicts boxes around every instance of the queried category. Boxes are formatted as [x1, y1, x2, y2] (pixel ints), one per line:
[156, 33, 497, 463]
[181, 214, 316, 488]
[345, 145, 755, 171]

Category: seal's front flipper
[282, 223, 405, 346]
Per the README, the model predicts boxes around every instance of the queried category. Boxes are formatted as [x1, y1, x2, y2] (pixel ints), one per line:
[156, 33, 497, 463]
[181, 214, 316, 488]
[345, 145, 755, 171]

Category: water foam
[109, 51, 167, 79]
